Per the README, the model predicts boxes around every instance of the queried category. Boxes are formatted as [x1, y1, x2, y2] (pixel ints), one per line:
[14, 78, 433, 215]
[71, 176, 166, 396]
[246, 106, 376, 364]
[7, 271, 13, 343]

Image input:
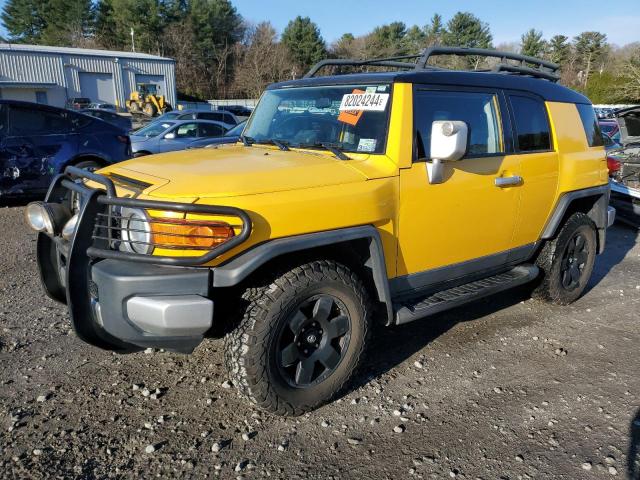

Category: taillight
[606, 155, 621, 176]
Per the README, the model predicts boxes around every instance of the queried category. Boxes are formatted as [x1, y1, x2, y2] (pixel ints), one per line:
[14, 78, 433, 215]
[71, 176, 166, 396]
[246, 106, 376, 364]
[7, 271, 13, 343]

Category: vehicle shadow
[344, 286, 531, 396]
[586, 223, 639, 293]
[629, 407, 640, 479]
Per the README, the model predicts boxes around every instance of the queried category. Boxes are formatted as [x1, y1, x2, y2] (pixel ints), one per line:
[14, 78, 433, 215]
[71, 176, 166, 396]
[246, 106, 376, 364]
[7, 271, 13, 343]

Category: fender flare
[541, 184, 610, 254]
[212, 225, 394, 325]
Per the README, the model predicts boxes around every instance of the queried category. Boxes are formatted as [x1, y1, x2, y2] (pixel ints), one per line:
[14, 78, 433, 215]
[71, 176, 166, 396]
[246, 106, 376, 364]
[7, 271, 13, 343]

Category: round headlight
[120, 207, 152, 254]
[26, 202, 54, 234]
[61, 213, 79, 241]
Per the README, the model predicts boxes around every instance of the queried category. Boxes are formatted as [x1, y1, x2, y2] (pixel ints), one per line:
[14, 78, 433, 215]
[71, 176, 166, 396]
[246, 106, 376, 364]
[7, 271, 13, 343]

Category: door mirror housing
[427, 120, 468, 184]
[163, 132, 176, 140]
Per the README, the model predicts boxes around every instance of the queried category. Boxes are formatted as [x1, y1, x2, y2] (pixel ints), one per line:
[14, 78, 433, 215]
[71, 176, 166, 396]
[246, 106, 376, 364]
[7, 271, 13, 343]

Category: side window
[199, 112, 222, 122]
[414, 90, 503, 159]
[223, 113, 236, 124]
[198, 123, 224, 137]
[509, 95, 552, 152]
[576, 103, 604, 147]
[175, 122, 198, 138]
[8, 106, 69, 135]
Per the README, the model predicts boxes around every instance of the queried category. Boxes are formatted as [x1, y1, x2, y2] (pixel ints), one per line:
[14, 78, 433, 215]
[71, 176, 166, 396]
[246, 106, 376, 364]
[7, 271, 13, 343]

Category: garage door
[135, 74, 166, 97]
[78, 72, 115, 104]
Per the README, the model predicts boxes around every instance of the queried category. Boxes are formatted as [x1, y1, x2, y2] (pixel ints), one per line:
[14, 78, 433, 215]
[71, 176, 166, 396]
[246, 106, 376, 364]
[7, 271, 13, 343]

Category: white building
[0, 43, 176, 108]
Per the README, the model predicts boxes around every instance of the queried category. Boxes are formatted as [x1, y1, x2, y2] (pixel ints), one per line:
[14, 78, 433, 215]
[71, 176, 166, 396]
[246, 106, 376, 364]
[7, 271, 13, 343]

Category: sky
[0, 0, 638, 47]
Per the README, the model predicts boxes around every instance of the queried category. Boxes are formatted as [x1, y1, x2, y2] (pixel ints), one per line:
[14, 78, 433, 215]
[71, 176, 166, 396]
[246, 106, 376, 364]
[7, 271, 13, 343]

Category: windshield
[243, 84, 391, 154]
[134, 122, 174, 138]
[225, 121, 246, 137]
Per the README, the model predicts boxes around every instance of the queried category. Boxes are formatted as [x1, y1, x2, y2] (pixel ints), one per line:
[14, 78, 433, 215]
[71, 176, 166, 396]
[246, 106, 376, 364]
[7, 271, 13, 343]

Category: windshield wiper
[297, 142, 350, 160]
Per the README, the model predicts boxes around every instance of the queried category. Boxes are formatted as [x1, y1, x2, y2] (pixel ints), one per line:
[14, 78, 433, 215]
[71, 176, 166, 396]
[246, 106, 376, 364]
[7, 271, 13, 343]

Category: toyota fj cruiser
[28, 48, 615, 415]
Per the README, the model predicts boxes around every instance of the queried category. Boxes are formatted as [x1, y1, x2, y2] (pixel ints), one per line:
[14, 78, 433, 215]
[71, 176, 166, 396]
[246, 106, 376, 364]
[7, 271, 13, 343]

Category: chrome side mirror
[427, 120, 468, 184]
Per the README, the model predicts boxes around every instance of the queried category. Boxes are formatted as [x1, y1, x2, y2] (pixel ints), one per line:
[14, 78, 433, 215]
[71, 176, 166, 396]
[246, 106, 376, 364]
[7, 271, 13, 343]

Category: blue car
[130, 119, 229, 156]
[0, 100, 131, 198]
[152, 109, 238, 130]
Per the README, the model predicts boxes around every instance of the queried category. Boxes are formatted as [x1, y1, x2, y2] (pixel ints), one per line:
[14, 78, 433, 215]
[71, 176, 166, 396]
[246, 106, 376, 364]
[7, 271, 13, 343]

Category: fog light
[26, 202, 54, 234]
[62, 213, 79, 241]
[25, 201, 71, 235]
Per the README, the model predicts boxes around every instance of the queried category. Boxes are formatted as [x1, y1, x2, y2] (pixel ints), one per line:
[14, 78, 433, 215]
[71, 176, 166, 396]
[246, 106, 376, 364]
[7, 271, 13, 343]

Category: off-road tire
[143, 103, 157, 117]
[533, 212, 597, 305]
[224, 260, 371, 416]
[72, 160, 101, 172]
[128, 102, 140, 114]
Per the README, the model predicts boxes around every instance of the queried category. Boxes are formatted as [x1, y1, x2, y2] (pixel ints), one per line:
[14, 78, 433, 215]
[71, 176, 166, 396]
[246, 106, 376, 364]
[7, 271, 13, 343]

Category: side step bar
[394, 265, 539, 325]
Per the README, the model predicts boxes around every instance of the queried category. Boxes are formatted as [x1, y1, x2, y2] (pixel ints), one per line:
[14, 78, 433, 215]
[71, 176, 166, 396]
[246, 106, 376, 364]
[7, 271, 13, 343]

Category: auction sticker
[357, 138, 377, 152]
[339, 92, 389, 112]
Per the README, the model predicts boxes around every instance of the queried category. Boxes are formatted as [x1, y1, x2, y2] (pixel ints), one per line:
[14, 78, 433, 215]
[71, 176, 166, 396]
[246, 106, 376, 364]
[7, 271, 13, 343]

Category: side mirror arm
[426, 158, 444, 184]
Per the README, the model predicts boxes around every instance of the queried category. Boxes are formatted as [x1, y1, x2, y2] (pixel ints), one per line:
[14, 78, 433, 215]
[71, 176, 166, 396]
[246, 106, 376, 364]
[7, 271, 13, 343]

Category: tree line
[2, 0, 639, 102]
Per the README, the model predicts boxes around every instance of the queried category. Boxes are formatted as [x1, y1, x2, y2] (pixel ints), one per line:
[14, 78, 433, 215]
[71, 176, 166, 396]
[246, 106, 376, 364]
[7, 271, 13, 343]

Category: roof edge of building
[0, 43, 175, 62]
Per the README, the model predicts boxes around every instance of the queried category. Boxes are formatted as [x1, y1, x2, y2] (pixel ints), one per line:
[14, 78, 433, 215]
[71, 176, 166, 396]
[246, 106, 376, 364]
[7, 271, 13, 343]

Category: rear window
[577, 103, 604, 147]
[509, 95, 552, 152]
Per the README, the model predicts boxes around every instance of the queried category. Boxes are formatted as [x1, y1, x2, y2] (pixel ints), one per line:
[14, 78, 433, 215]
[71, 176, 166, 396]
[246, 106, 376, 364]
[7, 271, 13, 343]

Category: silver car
[130, 119, 229, 156]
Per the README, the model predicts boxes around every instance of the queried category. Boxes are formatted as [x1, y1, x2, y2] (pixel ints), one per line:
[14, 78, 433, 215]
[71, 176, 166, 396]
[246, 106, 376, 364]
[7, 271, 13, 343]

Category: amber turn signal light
[150, 218, 235, 249]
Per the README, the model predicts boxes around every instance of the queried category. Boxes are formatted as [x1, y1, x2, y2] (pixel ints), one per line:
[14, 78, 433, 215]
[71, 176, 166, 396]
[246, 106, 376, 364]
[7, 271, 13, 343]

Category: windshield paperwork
[134, 122, 175, 138]
[243, 84, 391, 154]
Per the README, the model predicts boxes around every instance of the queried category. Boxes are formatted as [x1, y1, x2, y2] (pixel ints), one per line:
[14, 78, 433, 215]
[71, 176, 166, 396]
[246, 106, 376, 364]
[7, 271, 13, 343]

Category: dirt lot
[0, 204, 639, 479]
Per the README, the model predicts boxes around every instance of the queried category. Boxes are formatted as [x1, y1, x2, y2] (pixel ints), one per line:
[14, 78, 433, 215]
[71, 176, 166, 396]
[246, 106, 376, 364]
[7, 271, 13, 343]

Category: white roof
[0, 43, 174, 62]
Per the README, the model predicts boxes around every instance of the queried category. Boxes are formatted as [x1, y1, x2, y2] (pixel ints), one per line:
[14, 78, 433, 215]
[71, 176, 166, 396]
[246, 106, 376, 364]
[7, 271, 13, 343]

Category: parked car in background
[599, 119, 619, 137]
[608, 106, 640, 227]
[217, 105, 252, 118]
[130, 119, 228, 156]
[65, 97, 92, 110]
[88, 103, 117, 111]
[80, 109, 133, 132]
[187, 120, 246, 149]
[0, 100, 131, 198]
[603, 132, 622, 151]
[152, 109, 238, 129]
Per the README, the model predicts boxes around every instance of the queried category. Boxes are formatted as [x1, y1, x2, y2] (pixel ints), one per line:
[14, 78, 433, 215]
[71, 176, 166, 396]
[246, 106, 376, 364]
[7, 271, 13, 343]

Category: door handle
[495, 175, 523, 187]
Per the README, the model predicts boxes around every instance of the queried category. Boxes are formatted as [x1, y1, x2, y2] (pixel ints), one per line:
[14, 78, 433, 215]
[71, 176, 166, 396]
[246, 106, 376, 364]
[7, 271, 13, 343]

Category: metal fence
[208, 99, 258, 108]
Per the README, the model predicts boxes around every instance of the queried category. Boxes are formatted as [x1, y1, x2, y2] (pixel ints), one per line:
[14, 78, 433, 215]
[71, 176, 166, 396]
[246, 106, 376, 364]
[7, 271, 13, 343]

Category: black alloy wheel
[276, 294, 351, 387]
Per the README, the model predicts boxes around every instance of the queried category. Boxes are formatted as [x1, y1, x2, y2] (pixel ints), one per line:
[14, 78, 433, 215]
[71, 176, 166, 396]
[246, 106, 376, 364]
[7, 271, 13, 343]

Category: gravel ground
[1, 204, 639, 480]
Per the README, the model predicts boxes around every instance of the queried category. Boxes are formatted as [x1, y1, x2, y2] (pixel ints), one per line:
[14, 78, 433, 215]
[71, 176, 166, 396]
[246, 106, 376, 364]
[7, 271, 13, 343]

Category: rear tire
[224, 260, 371, 416]
[533, 212, 597, 305]
[128, 102, 140, 114]
[143, 103, 157, 117]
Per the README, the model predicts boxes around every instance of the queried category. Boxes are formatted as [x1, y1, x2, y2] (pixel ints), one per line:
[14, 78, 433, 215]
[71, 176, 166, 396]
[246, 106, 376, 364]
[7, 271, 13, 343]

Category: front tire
[224, 260, 371, 416]
[533, 212, 597, 305]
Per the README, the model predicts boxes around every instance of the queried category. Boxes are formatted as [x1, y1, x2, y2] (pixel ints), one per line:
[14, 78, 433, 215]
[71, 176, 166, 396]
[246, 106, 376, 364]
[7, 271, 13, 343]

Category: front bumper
[34, 167, 250, 353]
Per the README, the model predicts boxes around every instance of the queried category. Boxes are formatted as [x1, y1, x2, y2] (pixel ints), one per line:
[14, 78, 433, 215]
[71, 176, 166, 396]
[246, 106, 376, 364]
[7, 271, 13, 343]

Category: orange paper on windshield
[337, 89, 365, 126]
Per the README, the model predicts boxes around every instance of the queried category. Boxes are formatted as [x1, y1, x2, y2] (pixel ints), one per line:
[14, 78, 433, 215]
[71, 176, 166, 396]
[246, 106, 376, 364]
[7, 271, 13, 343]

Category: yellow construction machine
[126, 83, 172, 117]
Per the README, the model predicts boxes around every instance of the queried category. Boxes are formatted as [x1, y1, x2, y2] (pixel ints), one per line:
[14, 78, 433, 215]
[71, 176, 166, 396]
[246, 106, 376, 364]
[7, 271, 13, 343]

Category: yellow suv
[27, 48, 615, 415]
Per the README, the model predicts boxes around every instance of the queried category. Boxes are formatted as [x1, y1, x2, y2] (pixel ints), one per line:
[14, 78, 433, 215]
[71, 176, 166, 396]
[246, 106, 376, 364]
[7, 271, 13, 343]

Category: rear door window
[8, 106, 70, 136]
[509, 95, 552, 152]
[175, 122, 198, 138]
[414, 90, 503, 159]
[198, 123, 225, 137]
[576, 103, 604, 147]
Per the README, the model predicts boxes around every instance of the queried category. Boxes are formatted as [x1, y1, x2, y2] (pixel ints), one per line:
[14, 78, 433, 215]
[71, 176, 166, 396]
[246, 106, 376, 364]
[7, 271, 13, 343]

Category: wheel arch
[541, 185, 610, 254]
[213, 226, 394, 325]
[63, 154, 108, 170]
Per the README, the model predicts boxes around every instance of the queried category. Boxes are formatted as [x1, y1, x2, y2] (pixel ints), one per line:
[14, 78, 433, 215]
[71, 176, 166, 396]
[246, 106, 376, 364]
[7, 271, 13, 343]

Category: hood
[104, 144, 369, 199]
[615, 106, 640, 146]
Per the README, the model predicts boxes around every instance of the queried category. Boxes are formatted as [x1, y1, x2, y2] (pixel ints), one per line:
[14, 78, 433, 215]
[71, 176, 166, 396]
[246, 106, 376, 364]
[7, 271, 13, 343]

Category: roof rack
[304, 46, 560, 82]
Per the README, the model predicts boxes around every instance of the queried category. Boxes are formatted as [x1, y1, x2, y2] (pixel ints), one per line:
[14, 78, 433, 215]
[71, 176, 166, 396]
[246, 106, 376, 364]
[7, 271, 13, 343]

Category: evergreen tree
[281, 16, 326, 74]
[548, 34, 569, 65]
[520, 28, 546, 58]
[41, 0, 94, 46]
[365, 21, 407, 56]
[441, 12, 492, 68]
[442, 12, 492, 49]
[1, 0, 48, 43]
[424, 13, 444, 46]
[574, 31, 607, 86]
